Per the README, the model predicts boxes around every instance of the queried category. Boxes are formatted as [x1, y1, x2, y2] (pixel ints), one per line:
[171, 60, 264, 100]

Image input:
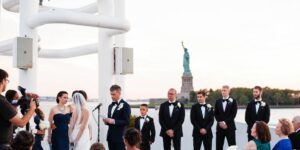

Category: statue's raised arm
[181, 41, 185, 49]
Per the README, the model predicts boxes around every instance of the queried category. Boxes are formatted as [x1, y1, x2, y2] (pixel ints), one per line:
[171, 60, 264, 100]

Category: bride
[69, 93, 91, 150]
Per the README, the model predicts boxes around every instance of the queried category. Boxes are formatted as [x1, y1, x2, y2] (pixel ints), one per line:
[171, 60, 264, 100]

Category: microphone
[92, 103, 102, 111]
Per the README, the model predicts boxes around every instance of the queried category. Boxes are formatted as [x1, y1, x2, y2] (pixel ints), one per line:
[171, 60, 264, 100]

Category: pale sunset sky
[1, 0, 300, 99]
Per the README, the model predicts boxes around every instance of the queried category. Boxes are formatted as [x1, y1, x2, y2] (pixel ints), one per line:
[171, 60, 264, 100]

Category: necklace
[58, 105, 66, 113]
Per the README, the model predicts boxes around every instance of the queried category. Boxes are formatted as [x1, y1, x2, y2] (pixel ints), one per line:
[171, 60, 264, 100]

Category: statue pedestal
[178, 72, 194, 100]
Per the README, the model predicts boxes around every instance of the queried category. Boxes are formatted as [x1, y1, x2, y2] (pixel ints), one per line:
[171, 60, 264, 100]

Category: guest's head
[251, 121, 271, 143]
[221, 85, 230, 98]
[110, 85, 121, 101]
[275, 118, 294, 137]
[56, 91, 68, 104]
[124, 128, 141, 148]
[72, 90, 88, 100]
[90, 142, 105, 150]
[253, 86, 263, 100]
[292, 116, 300, 131]
[167, 88, 177, 102]
[0, 69, 9, 92]
[197, 89, 207, 104]
[11, 131, 34, 150]
[5, 89, 19, 106]
[140, 104, 148, 116]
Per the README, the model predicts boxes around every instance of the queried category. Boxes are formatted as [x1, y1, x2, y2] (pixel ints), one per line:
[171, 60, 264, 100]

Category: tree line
[189, 87, 300, 106]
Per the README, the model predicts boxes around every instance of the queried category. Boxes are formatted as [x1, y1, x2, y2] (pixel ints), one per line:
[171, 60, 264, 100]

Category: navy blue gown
[51, 113, 72, 150]
[33, 114, 44, 150]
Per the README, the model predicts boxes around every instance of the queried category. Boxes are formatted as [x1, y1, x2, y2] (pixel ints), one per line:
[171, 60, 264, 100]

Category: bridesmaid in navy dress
[47, 91, 72, 150]
[33, 108, 46, 150]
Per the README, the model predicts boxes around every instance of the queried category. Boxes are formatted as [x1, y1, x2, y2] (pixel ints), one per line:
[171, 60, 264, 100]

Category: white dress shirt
[139, 115, 147, 131]
[169, 100, 176, 117]
[255, 99, 262, 114]
[111, 98, 122, 116]
[200, 103, 206, 118]
[222, 97, 229, 111]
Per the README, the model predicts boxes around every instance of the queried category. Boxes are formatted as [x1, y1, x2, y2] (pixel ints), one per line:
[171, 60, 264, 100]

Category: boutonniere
[145, 117, 150, 122]
[261, 101, 266, 107]
[228, 98, 233, 103]
[118, 103, 124, 110]
[177, 102, 181, 108]
[39, 120, 50, 130]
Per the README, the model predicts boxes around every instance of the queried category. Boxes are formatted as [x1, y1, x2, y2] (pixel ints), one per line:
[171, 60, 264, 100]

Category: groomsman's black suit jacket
[214, 97, 238, 131]
[135, 116, 156, 144]
[288, 130, 300, 150]
[106, 99, 131, 143]
[245, 100, 270, 133]
[190, 103, 214, 137]
[159, 101, 185, 137]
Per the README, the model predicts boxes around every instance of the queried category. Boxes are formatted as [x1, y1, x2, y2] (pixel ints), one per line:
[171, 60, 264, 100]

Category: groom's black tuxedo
[106, 99, 131, 150]
[245, 100, 270, 141]
[135, 115, 156, 150]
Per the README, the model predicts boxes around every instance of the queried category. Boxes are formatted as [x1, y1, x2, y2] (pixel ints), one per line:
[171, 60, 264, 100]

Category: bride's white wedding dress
[70, 93, 91, 150]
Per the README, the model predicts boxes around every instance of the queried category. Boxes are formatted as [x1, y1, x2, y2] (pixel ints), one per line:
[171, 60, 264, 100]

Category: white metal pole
[18, 0, 38, 92]
[114, 0, 126, 96]
[98, 0, 114, 143]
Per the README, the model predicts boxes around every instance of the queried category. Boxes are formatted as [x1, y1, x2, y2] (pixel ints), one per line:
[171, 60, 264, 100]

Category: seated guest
[289, 116, 300, 150]
[11, 131, 35, 150]
[244, 121, 271, 150]
[273, 118, 293, 150]
[124, 128, 141, 150]
[90, 142, 105, 150]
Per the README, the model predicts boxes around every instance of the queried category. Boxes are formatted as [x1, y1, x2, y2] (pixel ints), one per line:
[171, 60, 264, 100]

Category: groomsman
[245, 86, 270, 141]
[214, 85, 237, 150]
[103, 85, 131, 150]
[135, 104, 156, 150]
[190, 90, 214, 150]
[159, 88, 185, 150]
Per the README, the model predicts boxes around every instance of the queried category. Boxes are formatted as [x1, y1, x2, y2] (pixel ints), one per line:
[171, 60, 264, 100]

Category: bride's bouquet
[39, 120, 50, 130]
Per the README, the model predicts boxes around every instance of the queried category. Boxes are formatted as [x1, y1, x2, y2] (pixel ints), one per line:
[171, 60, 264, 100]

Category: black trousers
[140, 142, 150, 150]
[193, 136, 212, 150]
[162, 136, 181, 150]
[216, 130, 236, 150]
[108, 141, 125, 150]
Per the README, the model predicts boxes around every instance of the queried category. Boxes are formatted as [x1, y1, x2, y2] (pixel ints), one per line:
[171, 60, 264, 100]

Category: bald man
[159, 88, 185, 150]
[289, 115, 300, 150]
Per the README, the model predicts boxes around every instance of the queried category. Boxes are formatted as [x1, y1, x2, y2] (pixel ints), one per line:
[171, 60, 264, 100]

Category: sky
[1, 0, 300, 99]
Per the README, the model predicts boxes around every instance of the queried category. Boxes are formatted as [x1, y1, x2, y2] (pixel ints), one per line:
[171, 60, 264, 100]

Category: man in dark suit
[159, 88, 185, 150]
[245, 86, 270, 141]
[135, 104, 156, 150]
[190, 90, 214, 150]
[214, 85, 237, 150]
[103, 85, 131, 150]
[289, 115, 300, 150]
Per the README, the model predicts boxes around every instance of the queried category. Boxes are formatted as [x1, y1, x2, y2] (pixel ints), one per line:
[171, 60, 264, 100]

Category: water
[23, 101, 298, 150]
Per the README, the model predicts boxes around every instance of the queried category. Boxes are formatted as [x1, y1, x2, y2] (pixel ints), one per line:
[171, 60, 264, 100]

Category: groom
[103, 85, 131, 150]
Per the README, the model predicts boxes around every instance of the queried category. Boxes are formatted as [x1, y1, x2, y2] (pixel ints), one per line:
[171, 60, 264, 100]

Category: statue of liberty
[181, 41, 191, 74]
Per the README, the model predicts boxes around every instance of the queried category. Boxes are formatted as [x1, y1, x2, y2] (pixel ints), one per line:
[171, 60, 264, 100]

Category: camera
[17, 86, 39, 115]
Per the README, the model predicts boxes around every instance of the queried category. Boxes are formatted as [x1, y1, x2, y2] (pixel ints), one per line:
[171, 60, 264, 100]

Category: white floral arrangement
[118, 103, 124, 110]
[207, 104, 212, 111]
[261, 101, 266, 107]
[39, 120, 50, 130]
[177, 102, 181, 108]
[228, 98, 233, 103]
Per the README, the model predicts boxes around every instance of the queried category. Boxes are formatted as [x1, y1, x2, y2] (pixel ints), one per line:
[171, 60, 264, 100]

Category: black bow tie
[255, 101, 261, 104]
[222, 99, 228, 102]
[111, 102, 118, 105]
[199, 104, 206, 107]
[140, 116, 145, 119]
[169, 102, 176, 106]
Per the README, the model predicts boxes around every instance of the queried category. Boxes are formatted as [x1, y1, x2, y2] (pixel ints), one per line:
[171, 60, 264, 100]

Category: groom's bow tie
[111, 102, 118, 105]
